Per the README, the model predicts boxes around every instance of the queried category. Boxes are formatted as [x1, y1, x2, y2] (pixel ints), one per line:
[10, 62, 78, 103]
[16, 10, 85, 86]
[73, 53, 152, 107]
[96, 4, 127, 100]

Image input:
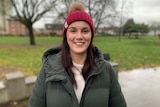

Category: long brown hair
[61, 35, 96, 87]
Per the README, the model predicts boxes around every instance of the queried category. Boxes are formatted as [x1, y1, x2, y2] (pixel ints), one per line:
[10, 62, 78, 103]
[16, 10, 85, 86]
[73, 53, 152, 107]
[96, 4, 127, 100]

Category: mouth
[74, 42, 85, 46]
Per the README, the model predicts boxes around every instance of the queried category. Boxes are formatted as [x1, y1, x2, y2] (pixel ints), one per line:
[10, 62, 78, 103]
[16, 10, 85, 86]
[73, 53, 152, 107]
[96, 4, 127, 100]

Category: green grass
[0, 36, 62, 76]
[94, 36, 160, 70]
[0, 36, 160, 76]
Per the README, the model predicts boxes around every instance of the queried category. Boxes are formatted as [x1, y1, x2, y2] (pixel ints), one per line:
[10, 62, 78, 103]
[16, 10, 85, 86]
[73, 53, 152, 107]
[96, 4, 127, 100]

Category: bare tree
[118, 0, 127, 41]
[10, 0, 58, 45]
[84, 0, 116, 33]
[116, 0, 133, 41]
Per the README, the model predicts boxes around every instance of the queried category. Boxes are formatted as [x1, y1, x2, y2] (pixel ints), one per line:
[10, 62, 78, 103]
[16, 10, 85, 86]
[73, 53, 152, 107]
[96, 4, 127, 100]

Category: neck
[70, 52, 87, 65]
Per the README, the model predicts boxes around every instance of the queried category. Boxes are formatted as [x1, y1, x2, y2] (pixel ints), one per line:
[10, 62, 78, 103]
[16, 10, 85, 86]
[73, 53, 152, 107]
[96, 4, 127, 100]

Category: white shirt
[72, 62, 85, 103]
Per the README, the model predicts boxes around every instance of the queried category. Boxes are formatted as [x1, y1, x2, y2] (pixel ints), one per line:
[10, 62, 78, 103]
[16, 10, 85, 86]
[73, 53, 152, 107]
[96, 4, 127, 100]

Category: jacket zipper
[79, 68, 102, 107]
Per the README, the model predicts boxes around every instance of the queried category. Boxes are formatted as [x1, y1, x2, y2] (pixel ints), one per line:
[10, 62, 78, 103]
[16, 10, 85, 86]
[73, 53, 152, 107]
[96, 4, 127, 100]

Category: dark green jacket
[28, 46, 126, 107]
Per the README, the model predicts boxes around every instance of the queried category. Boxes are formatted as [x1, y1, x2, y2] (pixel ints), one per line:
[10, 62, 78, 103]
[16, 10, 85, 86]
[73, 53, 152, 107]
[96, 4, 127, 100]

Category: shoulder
[42, 45, 62, 63]
[39, 45, 66, 79]
[41, 45, 62, 72]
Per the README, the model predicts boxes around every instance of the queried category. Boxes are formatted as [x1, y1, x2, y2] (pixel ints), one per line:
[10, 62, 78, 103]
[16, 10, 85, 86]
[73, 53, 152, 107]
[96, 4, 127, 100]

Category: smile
[74, 42, 85, 46]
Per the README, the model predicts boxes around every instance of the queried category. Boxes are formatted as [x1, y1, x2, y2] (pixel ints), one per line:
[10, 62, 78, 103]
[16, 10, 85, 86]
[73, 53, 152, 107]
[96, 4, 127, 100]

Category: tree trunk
[154, 29, 156, 36]
[28, 25, 36, 45]
[135, 33, 138, 39]
[118, 27, 122, 42]
[129, 33, 131, 38]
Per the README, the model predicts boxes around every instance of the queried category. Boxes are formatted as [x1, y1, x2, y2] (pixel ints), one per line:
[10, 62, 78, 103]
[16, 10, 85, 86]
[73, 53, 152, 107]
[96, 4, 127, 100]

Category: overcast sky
[130, 0, 160, 24]
[33, 0, 160, 28]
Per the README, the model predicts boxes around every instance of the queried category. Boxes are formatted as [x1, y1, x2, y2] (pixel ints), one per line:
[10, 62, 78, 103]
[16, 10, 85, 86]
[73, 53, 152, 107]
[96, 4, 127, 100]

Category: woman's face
[66, 21, 92, 55]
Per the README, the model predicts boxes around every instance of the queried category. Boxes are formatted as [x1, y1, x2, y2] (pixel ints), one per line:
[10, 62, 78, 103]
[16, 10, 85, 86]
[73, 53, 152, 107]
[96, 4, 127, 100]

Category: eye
[69, 28, 76, 33]
[82, 29, 90, 33]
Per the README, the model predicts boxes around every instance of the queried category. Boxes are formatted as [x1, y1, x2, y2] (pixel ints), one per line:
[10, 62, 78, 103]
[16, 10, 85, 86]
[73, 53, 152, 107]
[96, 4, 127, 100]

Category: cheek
[66, 36, 73, 44]
[85, 35, 92, 42]
[66, 32, 73, 42]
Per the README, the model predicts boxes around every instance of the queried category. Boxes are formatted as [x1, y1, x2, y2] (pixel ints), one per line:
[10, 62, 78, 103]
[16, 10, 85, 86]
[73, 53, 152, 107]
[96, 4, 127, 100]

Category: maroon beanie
[62, 2, 94, 37]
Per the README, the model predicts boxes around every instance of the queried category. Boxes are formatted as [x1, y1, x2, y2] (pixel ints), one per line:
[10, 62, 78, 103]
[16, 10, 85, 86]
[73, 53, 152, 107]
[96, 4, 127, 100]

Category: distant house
[0, 27, 2, 30]
[147, 29, 160, 36]
[97, 27, 119, 36]
[33, 28, 44, 36]
[7, 19, 28, 36]
[44, 24, 62, 36]
[0, 17, 7, 35]
[0, 12, 7, 35]
[0, 0, 11, 35]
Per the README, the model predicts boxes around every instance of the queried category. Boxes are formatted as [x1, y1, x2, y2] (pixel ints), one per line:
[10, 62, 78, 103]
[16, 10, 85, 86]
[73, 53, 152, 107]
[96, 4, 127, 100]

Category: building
[0, 0, 11, 35]
[44, 24, 62, 36]
[7, 19, 28, 36]
[0, 15, 7, 34]
[97, 27, 119, 36]
[147, 29, 160, 36]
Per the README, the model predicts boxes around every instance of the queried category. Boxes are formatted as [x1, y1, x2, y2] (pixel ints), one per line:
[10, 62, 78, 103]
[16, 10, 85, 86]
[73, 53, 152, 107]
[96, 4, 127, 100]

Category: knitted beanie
[62, 2, 94, 37]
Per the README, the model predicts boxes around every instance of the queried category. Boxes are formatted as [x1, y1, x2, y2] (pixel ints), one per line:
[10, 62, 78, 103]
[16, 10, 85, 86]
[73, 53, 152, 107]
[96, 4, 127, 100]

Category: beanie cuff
[62, 10, 94, 37]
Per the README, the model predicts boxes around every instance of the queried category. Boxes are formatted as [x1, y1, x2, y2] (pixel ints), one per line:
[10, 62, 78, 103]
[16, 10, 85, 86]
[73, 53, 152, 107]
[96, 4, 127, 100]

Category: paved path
[119, 67, 160, 107]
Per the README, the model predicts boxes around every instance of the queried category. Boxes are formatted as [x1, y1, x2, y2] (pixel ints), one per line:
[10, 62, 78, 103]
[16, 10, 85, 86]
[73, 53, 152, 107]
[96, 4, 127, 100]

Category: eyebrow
[68, 27, 90, 29]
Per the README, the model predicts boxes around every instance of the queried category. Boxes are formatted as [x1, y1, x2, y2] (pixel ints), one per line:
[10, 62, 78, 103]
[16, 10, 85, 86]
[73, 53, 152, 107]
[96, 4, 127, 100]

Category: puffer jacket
[28, 45, 126, 107]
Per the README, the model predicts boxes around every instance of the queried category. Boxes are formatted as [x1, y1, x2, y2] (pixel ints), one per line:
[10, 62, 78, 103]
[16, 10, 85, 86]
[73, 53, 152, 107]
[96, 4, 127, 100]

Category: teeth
[75, 42, 84, 45]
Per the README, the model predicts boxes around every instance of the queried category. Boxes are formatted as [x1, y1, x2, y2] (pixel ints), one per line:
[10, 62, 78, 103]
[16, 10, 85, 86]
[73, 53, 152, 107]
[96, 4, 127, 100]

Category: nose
[76, 31, 83, 39]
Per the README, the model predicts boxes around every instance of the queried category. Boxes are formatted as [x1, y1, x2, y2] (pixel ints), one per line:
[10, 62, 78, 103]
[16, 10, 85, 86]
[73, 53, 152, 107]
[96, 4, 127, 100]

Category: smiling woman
[66, 21, 92, 63]
[28, 1, 126, 107]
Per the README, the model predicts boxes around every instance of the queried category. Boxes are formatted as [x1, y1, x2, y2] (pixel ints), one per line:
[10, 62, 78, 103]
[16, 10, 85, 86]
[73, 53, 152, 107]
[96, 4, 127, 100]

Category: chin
[73, 49, 87, 55]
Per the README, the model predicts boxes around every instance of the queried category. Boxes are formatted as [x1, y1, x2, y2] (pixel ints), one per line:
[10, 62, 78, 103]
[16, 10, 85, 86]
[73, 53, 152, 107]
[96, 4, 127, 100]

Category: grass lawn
[0, 36, 160, 77]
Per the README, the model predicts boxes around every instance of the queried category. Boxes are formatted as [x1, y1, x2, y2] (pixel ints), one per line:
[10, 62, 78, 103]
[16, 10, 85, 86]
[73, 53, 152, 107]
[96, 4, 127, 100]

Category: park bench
[103, 53, 119, 78]
[103, 53, 110, 61]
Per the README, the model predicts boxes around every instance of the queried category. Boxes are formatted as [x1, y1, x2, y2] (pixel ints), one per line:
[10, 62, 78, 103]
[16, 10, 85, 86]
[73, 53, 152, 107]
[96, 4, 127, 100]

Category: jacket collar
[45, 52, 78, 96]
[44, 45, 106, 82]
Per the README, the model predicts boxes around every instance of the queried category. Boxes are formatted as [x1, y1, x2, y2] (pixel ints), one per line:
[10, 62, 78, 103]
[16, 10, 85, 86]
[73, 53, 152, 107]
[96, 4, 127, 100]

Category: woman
[28, 1, 126, 107]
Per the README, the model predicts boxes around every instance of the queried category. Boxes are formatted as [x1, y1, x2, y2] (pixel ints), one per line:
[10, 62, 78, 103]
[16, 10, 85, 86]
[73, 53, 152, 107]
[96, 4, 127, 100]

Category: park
[0, 0, 160, 107]
[0, 36, 160, 77]
[0, 35, 160, 107]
